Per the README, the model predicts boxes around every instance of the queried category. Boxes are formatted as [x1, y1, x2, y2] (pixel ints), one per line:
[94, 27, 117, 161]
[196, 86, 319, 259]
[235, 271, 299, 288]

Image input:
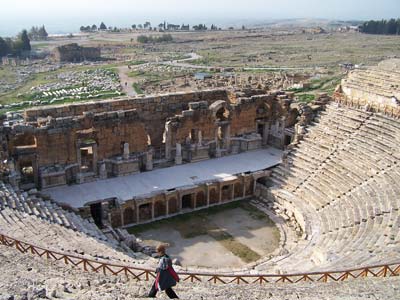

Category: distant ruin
[52, 43, 101, 62]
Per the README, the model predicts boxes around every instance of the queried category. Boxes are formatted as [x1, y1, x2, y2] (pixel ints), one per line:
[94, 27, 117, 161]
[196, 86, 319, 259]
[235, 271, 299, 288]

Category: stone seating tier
[261, 103, 400, 273]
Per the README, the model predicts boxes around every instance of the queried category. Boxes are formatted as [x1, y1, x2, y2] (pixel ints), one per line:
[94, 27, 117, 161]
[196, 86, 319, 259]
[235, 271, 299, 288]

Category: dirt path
[117, 65, 137, 96]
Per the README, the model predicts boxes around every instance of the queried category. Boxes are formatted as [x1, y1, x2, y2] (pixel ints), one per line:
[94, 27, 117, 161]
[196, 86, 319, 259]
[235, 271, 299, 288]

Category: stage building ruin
[1, 88, 324, 227]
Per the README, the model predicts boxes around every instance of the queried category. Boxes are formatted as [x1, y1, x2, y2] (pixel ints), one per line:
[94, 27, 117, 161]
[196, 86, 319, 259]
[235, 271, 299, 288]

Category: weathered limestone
[336, 59, 400, 114]
[259, 101, 400, 273]
[3, 89, 303, 190]
[123, 143, 130, 160]
[175, 143, 182, 165]
[52, 43, 101, 62]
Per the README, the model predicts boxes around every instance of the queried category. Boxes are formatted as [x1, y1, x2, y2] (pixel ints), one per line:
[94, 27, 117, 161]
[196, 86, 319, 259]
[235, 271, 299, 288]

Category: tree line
[0, 30, 31, 57]
[359, 19, 400, 35]
[80, 22, 108, 32]
[28, 25, 48, 40]
[80, 21, 223, 32]
[136, 34, 173, 44]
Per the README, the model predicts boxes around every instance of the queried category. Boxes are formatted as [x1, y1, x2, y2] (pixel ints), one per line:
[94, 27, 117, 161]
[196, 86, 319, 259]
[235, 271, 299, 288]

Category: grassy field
[1, 29, 399, 113]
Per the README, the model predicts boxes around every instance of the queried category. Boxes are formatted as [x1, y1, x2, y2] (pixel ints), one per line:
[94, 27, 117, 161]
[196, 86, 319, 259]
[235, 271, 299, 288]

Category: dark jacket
[155, 254, 177, 291]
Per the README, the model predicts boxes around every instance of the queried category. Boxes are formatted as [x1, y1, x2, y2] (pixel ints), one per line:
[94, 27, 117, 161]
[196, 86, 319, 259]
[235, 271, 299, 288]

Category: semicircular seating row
[258, 102, 400, 274]
[0, 182, 149, 266]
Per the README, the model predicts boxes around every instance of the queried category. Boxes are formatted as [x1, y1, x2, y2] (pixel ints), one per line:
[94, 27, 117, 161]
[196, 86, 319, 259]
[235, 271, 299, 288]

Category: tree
[0, 37, 11, 57]
[99, 22, 107, 30]
[91, 24, 98, 31]
[38, 25, 48, 39]
[360, 19, 400, 35]
[20, 30, 31, 51]
[132, 24, 137, 29]
[193, 24, 207, 31]
[138, 24, 143, 29]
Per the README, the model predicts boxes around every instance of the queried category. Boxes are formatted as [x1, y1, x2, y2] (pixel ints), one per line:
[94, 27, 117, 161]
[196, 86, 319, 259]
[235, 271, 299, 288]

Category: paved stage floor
[45, 148, 282, 208]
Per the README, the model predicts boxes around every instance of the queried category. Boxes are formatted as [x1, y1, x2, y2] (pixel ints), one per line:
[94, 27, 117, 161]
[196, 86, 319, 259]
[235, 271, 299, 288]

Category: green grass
[297, 94, 316, 103]
[128, 60, 147, 66]
[128, 70, 144, 77]
[208, 229, 261, 263]
[0, 66, 17, 84]
[132, 83, 144, 94]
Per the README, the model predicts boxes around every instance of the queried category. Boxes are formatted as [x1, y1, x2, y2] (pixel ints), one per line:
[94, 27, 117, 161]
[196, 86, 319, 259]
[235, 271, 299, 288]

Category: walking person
[148, 244, 179, 299]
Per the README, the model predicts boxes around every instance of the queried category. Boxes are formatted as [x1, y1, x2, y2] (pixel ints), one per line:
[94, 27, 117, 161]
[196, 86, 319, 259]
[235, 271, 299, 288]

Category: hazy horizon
[1, 0, 399, 36]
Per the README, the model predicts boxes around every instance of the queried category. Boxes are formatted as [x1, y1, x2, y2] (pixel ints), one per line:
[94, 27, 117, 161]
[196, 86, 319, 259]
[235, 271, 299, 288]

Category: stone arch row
[109, 173, 268, 227]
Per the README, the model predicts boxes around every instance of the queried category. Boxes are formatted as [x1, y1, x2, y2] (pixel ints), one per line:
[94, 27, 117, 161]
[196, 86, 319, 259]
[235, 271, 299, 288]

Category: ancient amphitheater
[1, 60, 400, 299]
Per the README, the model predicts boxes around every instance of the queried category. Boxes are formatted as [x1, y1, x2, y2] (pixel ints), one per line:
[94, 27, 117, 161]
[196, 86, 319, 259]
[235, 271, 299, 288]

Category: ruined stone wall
[3, 88, 302, 189]
[24, 90, 230, 149]
[230, 95, 274, 136]
[13, 110, 148, 167]
[24, 90, 229, 121]
[173, 110, 216, 143]
[53, 43, 101, 62]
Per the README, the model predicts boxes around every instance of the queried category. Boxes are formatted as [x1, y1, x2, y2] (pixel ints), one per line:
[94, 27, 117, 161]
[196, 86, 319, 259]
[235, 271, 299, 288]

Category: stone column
[175, 143, 182, 165]
[76, 143, 82, 169]
[218, 184, 222, 203]
[165, 121, 173, 160]
[178, 193, 183, 211]
[8, 160, 19, 188]
[151, 201, 155, 220]
[215, 128, 221, 158]
[224, 125, 231, 150]
[146, 150, 153, 171]
[262, 122, 270, 146]
[121, 209, 125, 226]
[136, 203, 140, 223]
[253, 176, 258, 194]
[99, 162, 107, 179]
[242, 176, 247, 198]
[231, 183, 235, 200]
[166, 196, 169, 216]
[92, 144, 98, 174]
[123, 142, 130, 160]
[206, 184, 210, 207]
[198, 130, 202, 146]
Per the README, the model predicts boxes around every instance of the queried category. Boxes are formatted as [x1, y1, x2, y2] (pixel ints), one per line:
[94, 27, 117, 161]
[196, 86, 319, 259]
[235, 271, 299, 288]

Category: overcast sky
[1, 0, 399, 36]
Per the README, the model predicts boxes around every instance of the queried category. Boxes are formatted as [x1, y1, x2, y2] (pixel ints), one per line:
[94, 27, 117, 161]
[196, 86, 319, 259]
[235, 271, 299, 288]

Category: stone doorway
[257, 123, 264, 136]
[90, 202, 103, 228]
[80, 146, 94, 172]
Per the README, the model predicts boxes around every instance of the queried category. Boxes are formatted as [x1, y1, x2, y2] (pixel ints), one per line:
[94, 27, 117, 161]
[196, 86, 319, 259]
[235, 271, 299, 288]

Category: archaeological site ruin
[52, 43, 101, 63]
[0, 58, 400, 297]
